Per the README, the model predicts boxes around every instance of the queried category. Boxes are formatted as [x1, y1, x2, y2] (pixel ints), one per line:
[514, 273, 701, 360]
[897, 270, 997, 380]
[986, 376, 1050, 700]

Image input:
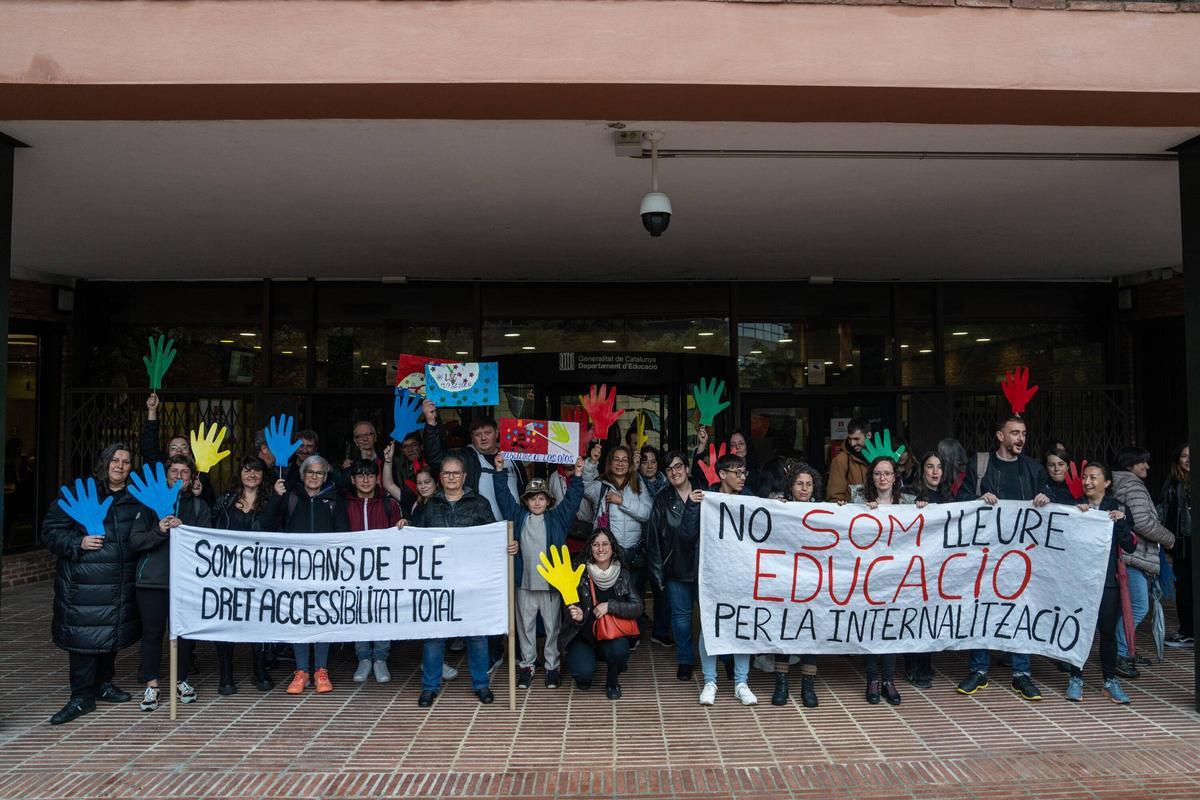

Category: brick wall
[1, 549, 55, 589]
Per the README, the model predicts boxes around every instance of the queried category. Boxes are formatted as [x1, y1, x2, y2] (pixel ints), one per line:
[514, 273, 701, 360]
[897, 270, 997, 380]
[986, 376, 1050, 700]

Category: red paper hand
[404, 458, 424, 495]
[578, 384, 626, 439]
[1065, 459, 1087, 501]
[1001, 365, 1039, 414]
[696, 443, 727, 487]
[565, 406, 593, 454]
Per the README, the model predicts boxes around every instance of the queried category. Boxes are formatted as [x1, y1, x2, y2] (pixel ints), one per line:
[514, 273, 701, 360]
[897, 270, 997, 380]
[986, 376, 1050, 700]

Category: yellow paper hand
[190, 422, 231, 474]
[549, 421, 571, 444]
[635, 411, 648, 451]
[536, 544, 585, 605]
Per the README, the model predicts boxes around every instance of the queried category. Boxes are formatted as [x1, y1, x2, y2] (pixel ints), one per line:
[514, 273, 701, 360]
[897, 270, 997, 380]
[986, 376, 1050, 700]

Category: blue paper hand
[265, 414, 301, 467]
[57, 477, 113, 537]
[391, 389, 425, 442]
[128, 462, 183, 520]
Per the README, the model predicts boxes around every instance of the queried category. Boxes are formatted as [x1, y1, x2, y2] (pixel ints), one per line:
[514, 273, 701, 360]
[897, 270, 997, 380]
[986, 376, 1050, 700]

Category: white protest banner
[169, 523, 509, 644]
[698, 495, 1113, 667]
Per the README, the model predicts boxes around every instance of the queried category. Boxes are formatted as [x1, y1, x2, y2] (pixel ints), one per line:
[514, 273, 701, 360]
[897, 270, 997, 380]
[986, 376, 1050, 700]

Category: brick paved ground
[2, 581, 1199, 799]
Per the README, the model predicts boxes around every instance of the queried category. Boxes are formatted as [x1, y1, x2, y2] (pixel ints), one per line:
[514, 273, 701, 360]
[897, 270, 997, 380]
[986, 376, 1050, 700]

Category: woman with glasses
[861, 456, 907, 706]
[267, 454, 349, 695]
[211, 456, 276, 693]
[142, 393, 216, 504]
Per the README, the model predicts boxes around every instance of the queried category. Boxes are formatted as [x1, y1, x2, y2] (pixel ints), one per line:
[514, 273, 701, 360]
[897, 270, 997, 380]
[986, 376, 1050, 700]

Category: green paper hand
[536, 544, 585, 605]
[143, 335, 177, 391]
[860, 429, 905, 463]
[549, 420, 571, 444]
[692, 377, 730, 425]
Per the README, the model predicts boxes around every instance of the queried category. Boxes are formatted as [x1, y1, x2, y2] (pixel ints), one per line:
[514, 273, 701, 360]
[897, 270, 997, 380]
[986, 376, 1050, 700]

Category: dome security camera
[640, 191, 672, 237]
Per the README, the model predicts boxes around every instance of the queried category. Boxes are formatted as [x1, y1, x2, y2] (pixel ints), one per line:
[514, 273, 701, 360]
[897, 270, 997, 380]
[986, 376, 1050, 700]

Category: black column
[0, 135, 16, 615]
[1175, 135, 1200, 709]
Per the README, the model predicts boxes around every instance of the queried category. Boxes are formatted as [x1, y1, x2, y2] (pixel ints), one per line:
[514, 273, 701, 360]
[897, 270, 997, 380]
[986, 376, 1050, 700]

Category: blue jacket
[494, 470, 585, 588]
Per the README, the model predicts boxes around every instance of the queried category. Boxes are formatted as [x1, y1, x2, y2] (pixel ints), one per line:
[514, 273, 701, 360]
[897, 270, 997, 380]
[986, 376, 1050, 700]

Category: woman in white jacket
[583, 445, 652, 639]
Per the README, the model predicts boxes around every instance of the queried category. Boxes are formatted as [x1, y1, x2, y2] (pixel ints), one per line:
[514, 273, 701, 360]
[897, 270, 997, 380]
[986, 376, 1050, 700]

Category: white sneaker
[353, 659, 372, 682]
[698, 681, 718, 705]
[442, 662, 459, 681]
[140, 686, 159, 712]
[176, 681, 197, 704]
[373, 660, 391, 683]
[734, 682, 758, 706]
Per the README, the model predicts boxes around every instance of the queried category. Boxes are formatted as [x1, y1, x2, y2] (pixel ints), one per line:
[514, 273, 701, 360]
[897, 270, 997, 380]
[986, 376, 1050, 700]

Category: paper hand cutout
[860, 430, 905, 463]
[578, 384, 626, 439]
[634, 412, 649, 452]
[1001, 365, 1039, 414]
[536, 544, 585, 605]
[696, 443, 727, 487]
[549, 421, 572, 445]
[566, 406, 592, 454]
[143, 334, 177, 392]
[391, 389, 425, 442]
[265, 414, 301, 467]
[1065, 459, 1088, 502]
[57, 478, 113, 537]
[692, 377, 730, 426]
[403, 458, 425, 496]
[128, 462, 183, 520]
[190, 422, 231, 474]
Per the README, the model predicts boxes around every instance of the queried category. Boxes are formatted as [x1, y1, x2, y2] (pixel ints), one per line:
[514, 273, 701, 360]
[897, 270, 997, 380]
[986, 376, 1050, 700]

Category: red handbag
[590, 577, 640, 641]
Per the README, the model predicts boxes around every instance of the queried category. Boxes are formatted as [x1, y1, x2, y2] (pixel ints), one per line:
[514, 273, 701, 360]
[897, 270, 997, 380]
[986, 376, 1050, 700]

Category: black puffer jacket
[264, 483, 349, 533]
[411, 488, 496, 528]
[41, 488, 150, 653]
[129, 494, 212, 590]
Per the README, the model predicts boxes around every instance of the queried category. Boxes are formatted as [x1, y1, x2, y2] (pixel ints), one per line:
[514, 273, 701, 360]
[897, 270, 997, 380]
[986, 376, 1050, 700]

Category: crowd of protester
[41, 395, 1192, 725]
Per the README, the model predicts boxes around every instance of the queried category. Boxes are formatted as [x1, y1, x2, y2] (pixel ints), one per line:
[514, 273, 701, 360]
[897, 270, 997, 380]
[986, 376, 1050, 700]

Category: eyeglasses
[721, 468, 748, 478]
[666, 463, 687, 472]
[441, 470, 464, 478]
[353, 432, 375, 440]
[304, 470, 327, 477]
[167, 443, 189, 453]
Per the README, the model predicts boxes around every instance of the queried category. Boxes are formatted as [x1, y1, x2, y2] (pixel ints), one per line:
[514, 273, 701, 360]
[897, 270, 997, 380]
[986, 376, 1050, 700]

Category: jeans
[968, 649, 1030, 677]
[699, 630, 749, 685]
[665, 580, 697, 666]
[294, 643, 330, 672]
[1072, 585, 1120, 680]
[68, 651, 116, 699]
[354, 641, 391, 662]
[423, 636, 489, 692]
[564, 636, 630, 688]
[1116, 565, 1151, 658]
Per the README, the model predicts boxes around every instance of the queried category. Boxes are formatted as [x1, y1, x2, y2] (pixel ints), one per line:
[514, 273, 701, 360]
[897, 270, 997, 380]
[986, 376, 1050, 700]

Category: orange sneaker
[314, 669, 333, 694]
[286, 670, 309, 695]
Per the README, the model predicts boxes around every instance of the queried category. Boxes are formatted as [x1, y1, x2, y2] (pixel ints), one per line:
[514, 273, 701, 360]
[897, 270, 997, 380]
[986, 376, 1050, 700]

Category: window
[943, 322, 1105, 386]
[483, 317, 728, 356]
[738, 319, 891, 388]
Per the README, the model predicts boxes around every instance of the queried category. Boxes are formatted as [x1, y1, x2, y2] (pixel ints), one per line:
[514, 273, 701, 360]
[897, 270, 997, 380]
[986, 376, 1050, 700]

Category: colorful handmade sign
[536, 544, 585, 605]
[190, 423, 231, 474]
[57, 477, 112, 537]
[143, 335, 177, 392]
[395, 353, 452, 394]
[578, 384, 625, 439]
[692, 377, 731, 425]
[499, 418, 580, 464]
[128, 462, 183, 519]
[390, 388, 425, 442]
[424, 362, 499, 407]
[1001, 365, 1039, 414]
[861, 429, 906, 463]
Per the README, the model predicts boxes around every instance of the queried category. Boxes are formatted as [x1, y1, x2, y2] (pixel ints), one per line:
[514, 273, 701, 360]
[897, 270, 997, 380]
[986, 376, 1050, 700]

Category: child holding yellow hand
[492, 452, 587, 690]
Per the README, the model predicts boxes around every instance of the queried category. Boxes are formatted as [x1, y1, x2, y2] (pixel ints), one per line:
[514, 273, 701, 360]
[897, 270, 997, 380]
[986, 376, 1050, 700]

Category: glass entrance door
[549, 385, 672, 453]
[742, 394, 893, 478]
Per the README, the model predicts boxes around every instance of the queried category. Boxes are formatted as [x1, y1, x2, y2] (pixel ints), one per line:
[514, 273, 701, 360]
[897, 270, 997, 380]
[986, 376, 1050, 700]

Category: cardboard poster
[499, 418, 581, 464]
[424, 362, 499, 407]
[395, 354, 452, 394]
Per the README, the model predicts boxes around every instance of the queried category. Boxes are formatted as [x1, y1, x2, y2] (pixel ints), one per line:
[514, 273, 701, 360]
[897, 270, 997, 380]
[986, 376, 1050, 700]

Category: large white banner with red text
[698, 496, 1113, 667]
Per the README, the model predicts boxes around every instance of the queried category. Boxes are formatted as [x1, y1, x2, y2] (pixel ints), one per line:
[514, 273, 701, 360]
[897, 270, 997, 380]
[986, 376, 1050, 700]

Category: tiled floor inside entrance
[2, 581, 1199, 799]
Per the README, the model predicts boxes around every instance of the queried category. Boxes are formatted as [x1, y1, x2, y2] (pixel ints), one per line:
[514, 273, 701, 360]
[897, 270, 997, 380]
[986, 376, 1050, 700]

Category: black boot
[800, 675, 819, 708]
[217, 645, 237, 696]
[771, 673, 789, 706]
[252, 645, 274, 691]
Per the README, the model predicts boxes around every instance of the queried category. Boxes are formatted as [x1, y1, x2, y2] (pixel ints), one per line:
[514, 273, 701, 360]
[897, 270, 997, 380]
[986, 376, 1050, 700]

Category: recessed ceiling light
[253, 345, 262, 350]
[219, 339, 234, 344]
[380, 362, 387, 366]
[302, 345, 307, 350]
[281, 350, 293, 355]
[683, 345, 697, 350]
[504, 333, 521, 338]
[749, 350, 762, 355]
[602, 339, 617, 344]
[361, 365, 370, 369]
[455, 351, 469, 355]
[778, 338, 793, 344]
[952, 331, 969, 336]
[900, 344, 909, 349]
[824, 361, 833, 365]
[919, 349, 932, 354]
[426, 339, 441, 344]
[845, 363, 854, 368]
[698, 332, 715, 337]
[239, 332, 256, 337]
[522, 346, 536, 350]
[975, 337, 991, 342]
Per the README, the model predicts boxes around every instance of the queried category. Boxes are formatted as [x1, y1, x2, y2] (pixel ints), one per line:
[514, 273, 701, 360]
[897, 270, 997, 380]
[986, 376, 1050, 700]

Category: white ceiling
[4, 119, 1192, 282]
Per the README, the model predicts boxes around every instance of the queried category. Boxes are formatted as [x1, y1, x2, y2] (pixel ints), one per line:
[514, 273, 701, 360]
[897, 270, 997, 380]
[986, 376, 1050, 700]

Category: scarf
[587, 561, 621, 590]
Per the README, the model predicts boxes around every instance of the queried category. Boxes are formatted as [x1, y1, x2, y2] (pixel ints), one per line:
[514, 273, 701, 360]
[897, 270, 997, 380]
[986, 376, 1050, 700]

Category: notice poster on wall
[697, 494, 1113, 667]
[499, 418, 580, 464]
